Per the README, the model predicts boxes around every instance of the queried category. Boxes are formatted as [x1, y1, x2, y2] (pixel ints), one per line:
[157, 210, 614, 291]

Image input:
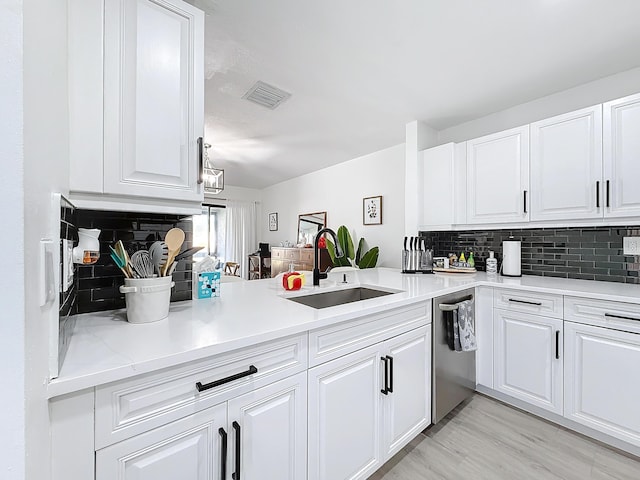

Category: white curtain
[224, 200, 257, 279]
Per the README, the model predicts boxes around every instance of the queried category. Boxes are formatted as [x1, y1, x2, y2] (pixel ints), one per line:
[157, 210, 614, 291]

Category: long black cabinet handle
[596, 181, 600, 208]
[197, 137, 204, 185]
[605, 313, 640, 322]
[386, 356, 394, 393]
[232, 421, 241, 480]
[606, 180, 610, 207]
[380, 357, 389, 395]
[196, 365, 258, 392]
[523, 190, 528, 214]
[219, 428, 227, 480]
[555, 330, 560, 360]
[508, 298, 542, 306]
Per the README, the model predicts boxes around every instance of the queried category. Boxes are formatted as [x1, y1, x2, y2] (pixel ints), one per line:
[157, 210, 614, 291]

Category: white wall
[0, 1, 25, 479]
[23, 1, 70, 479]
[438, 66, 640, 143]
[260, 144, 405, 268]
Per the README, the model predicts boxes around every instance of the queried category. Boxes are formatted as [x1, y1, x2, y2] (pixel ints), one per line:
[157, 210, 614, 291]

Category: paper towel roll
[502, 240, 521, 277]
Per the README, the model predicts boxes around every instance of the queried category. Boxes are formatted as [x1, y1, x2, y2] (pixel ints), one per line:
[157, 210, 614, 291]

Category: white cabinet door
[96, 402, 226, 480]
[603, 92, 640, 218]
[103, 0, 204, 202]
[530, 105, 603, 221]
[493, 309, 563, 414]
[227, 372, 307, 480]
[418, 143, 466, 228]
[475, 286, 494, 388]
[382, 326, 431, 460]
[466, 126, 530, 224]
[564, 322, 640, 448]
[308, 343, 383, 480]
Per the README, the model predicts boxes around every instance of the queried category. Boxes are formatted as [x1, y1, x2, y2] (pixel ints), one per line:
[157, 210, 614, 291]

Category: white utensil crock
[119, 276, 174, 324]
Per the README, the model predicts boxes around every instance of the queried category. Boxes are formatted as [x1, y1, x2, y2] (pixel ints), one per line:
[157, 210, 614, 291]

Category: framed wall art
[268, 212, 278, 231]
[363, 196, 382, 225]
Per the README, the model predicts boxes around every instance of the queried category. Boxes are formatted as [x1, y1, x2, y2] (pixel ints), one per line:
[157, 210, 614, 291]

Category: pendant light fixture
[202, 142, 224, 194]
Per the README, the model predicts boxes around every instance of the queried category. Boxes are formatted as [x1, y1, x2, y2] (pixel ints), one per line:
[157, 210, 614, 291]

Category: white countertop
[49, 268, 640, 398]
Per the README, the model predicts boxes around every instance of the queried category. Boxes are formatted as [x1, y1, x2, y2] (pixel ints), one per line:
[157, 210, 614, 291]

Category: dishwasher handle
[438, 295, 473, 311]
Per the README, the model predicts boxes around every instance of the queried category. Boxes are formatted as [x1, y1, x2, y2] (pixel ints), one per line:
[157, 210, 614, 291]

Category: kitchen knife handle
[403, 236, 407, 251]
[596, 181, 600, 208]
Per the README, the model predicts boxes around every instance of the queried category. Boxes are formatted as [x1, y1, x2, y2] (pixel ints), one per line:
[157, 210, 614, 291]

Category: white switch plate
[623, 237, 640, 255]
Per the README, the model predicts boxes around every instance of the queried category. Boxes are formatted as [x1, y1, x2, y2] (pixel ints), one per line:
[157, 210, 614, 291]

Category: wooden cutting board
[433, 266, 477, 274]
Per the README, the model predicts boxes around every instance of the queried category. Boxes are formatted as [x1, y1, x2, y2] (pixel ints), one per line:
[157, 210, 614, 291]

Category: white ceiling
[190, 0, 640, 189]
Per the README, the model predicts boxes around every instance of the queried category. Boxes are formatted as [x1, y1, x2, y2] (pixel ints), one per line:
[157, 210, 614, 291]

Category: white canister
[119, 276, 175, 324]
[502, 240, 522, 277]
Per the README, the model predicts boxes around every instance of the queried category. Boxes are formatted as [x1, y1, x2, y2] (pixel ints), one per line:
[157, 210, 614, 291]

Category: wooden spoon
[163, 228, 185, 276]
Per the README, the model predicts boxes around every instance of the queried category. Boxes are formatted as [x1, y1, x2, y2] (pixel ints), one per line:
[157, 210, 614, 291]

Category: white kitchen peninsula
[50, 269, 640, 480]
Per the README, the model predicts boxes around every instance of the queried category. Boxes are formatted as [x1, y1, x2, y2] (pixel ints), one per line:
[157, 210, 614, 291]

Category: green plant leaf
[337, 225, 355, 260]
[357, 246, 379, 269]
[355, 238, 365, 264]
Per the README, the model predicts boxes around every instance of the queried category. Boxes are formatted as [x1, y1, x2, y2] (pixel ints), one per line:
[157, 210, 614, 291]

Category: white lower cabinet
[96, 402, 227, 480]
[227, 373, 307, 480]
[493, 309, 563, 414]
[96, 372, 307, 480]
[308, 326, 431, 480]
[564, 321, 640, 447]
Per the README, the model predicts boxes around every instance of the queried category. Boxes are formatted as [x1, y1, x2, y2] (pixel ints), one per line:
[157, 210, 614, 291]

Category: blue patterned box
[197, 271, 221, 298]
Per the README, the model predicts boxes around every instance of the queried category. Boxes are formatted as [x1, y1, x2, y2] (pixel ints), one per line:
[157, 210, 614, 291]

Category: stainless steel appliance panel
[432, 288, 476, 424]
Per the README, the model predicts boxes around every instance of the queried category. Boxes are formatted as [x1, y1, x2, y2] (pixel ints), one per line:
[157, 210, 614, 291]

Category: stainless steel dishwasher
[432, 288, 476, 424]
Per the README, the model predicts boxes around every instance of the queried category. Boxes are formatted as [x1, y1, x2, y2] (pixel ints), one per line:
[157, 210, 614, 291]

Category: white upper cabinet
[466, 126, 530, 224]
[603, 92, 640, 218]
[418, 142, 466, 229]
[530, 105, 603, 222]
[69, 0, 204, 212]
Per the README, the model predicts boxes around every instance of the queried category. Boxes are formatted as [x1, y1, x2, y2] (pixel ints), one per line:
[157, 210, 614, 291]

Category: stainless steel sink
[287, 287, 394, 309]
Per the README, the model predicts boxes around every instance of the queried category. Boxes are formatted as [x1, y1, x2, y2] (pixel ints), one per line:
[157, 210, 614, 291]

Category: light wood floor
[369, 394, 640, 480]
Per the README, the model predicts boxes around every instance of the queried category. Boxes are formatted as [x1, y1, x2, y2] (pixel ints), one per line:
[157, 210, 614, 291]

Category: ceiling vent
[242, 81, 291, 110]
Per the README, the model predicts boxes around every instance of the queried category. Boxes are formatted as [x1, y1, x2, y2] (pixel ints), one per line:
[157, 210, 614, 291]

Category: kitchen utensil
[174, 246, 205, 262]
[420, 238, 433, 273]
[109, 246, 131, 278]
[131, 250, 154, 278]
[163, 228, 185, 276]
[402, 236, 409, 273]
[114, 240, 134, 278]
[150, 241, 168, 276]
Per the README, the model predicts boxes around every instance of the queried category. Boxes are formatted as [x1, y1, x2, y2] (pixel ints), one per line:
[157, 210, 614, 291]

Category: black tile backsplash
[76, 210, 194, 313]
[59, 196, 78, 371]
[420, 226, 640, 284]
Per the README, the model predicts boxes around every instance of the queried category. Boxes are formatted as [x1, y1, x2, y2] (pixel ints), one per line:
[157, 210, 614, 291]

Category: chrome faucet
[313, 228, 341, 286]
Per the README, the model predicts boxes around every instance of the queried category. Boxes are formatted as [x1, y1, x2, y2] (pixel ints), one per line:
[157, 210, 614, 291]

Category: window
[193, 204, 226, 262]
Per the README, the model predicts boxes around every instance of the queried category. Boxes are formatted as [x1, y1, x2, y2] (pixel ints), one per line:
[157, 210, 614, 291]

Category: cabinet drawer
[564, 296, 640, 334]
[95, 333, 307, 448]
[494, 288, 562, 318]
[308, 301, 430, 367]
[299, 249, 314, 263]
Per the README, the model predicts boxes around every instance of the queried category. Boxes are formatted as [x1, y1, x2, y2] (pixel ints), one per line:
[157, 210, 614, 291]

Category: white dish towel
[457, 299, 477, 352]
